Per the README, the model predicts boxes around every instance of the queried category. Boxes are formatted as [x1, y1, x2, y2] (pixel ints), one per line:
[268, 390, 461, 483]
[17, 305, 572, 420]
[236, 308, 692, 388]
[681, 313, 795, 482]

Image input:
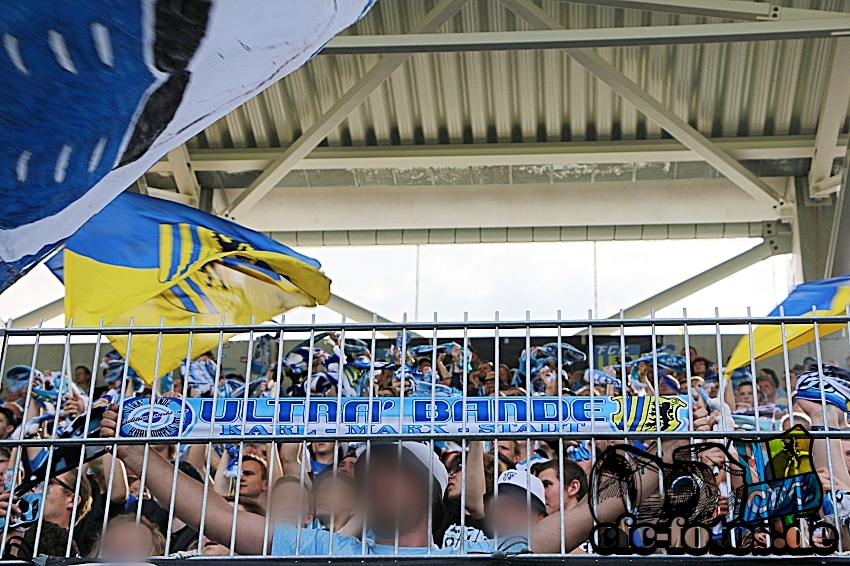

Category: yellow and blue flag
[725, 275, 850, 373]
[47, 193, 331, 383]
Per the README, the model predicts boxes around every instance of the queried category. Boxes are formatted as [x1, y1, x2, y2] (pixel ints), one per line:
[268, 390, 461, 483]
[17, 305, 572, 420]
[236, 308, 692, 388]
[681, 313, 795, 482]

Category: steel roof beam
[166, 144, 200, 206]
[589, 227, 791, 329]
[148, 135, 846, 173]
[503, 0, 790, 215]
[234, 177, 785, 233]
[809, 37, 850, 198]
[219, 0, 469, 221]
[270, 222, 770, 248]
[323, 17, 850, 54]
[565, 0, 781, 21]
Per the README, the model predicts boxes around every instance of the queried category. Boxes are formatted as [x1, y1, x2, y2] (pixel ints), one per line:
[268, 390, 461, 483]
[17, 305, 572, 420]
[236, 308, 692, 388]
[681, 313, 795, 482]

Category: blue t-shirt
[310, 459, 332, 476]
[271, 523, 528, 556]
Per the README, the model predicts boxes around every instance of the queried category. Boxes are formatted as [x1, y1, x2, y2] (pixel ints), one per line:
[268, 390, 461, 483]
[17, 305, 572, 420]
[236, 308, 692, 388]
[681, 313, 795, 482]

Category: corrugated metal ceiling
[184, 0, 850, 155]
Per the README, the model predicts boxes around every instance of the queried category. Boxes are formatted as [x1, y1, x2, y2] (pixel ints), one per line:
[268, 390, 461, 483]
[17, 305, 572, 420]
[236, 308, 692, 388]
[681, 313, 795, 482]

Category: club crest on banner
[120, 397, 195, 438]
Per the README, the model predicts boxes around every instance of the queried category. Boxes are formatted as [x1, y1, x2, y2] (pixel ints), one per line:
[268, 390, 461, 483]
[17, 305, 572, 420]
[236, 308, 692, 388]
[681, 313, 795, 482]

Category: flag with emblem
[46, 192, 331, 383]
[0, 0, 375, 291]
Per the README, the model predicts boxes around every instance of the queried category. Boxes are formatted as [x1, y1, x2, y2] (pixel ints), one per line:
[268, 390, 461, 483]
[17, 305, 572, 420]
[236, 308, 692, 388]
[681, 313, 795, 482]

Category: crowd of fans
[0, 333, 848, 559]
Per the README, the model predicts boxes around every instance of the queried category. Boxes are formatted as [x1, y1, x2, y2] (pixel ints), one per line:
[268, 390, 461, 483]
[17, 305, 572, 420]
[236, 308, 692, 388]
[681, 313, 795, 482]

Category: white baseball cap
[486, 469, 548, 516]
[357, 441, 448, 495]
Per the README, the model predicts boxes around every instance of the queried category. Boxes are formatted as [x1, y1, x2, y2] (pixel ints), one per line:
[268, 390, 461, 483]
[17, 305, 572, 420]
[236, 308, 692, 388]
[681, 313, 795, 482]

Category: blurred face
[446, 462, 462, 500]
[757, 377, 777, 399]
[693, 361, 706, 375]
[0, 414, 13, 440]
[499, 366, 510, 383]
[364, 455, 429, 540]
[488, 493, 544, 536]
[43, 473, 76, 528]
[271, 482, 313, 527]
[391, 378, 413, 397]
[100, 521, 156, 559]
[537, 468, 561, 515]
[128, 479, 150, 500]
[338, 456, 357, 478]
[74, 367, 90, 385]
[239, 460, 268, 499]
[536, 468, 580, 514]
[315, 477, 356, 526]
[312, 442, 335, 458]
[483, 372, 497, 396]
[498, 441, 521, 464]
[736, 384, 754, 408]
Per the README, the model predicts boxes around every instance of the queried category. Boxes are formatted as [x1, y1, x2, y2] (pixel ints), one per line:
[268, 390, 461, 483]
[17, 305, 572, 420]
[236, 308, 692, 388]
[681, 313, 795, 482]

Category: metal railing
[0, 310, 848, 562]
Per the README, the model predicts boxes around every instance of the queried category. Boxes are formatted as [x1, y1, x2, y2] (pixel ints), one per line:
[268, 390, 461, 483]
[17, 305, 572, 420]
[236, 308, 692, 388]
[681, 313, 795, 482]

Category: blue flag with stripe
[0, 0, 375, 290]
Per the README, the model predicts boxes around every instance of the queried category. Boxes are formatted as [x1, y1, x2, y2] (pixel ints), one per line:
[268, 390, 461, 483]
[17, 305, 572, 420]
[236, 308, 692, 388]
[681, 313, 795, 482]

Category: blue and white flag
[0, 0, 375, 289]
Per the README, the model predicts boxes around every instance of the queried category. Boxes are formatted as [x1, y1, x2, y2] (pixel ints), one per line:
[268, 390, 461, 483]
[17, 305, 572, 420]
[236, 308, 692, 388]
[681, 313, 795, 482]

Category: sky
[0, 238, 791, 333]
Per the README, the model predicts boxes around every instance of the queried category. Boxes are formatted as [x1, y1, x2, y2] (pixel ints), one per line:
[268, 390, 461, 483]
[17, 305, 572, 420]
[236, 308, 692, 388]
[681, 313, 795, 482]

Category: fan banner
[117, 395, 691, 438]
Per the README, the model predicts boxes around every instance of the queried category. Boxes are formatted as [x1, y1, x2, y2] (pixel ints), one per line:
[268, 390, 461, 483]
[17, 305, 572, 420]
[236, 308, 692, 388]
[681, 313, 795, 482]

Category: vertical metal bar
[427, 312, 438, 556]
[164, 317, 196, 555]
[649, 311, 664, 501]
[136, 317, 166, 535]
[812, 307, 844, 552]
[66, 318, 106, 556]
[557, 310, 567, 554]
[229, 316, 257, 556]
[492, 311, 500, 552]
[618, 309, 628, 430]
[32, 318, 75, 557]
[714, 308, 728, 434]
[328, 315, 346, 554]
[0, 318, 45, 556]
[197, 315, 227, 553]
[682, 309, 695, 444]
[714, 308, 734, 526]
[0, 319, 10, 404]
[524, 311, 532, 553]
[394, 313, 408, 555]
[98, 317, 136, 558]
[746, 307, 762, 432]
[262, 316, 286, 556]
[361, 313, 377, 556]
[295, 315, 317, 556]
[460, 312, 469, 555]
[780, 306, 794, 426]
[614, 309, 634, 520]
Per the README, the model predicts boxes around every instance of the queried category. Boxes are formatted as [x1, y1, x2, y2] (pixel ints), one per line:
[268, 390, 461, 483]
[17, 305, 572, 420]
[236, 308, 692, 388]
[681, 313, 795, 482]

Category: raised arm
[268, 443, 284, 485]
[464, 441, 486, 519]
[279, 442, 312, 489]
[100, 405, 270, 556]
[214, 447, 233, 496]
